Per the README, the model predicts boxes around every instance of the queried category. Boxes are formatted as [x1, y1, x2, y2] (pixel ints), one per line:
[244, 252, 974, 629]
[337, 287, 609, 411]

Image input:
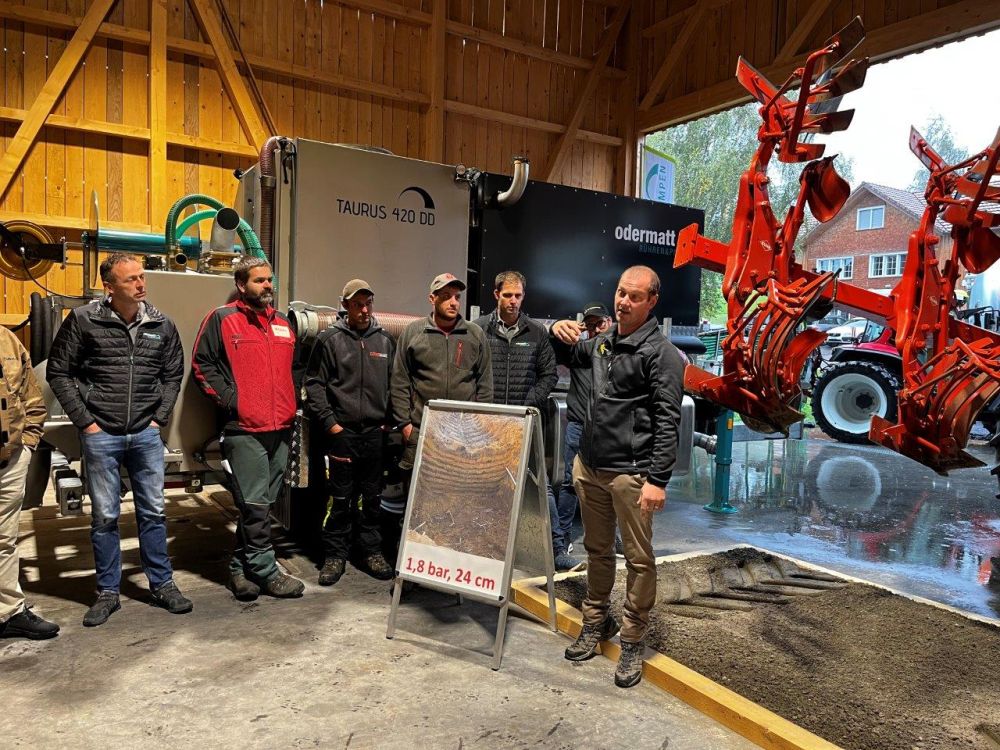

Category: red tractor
[813, 308, 1000, 444]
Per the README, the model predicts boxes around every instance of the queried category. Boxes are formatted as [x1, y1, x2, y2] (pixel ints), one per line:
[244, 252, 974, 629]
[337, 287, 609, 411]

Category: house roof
[804, 181, 951, 246]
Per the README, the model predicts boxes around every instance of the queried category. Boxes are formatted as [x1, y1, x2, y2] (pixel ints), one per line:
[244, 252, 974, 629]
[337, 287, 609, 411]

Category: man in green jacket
[387, 273, 493, 556]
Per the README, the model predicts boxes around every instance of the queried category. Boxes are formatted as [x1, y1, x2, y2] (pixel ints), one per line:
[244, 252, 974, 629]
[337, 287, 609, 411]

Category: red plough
[869, 128, 1000, 472]
[675, 18, 868, 434]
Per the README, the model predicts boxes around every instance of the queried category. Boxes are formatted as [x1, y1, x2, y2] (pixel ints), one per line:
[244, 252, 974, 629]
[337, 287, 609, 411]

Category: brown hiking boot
[564, 614, 620, 661]
[318, 558, 346, 586]
[261, 571, 305, 598]
[364, 554, 394, 580]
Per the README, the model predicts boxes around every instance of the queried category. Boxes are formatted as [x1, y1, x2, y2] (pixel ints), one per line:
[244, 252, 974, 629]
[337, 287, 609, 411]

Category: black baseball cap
[581, 302, 610, 320]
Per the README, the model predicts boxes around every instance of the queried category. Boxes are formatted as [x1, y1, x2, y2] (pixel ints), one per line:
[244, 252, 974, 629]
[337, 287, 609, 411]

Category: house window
[816, 256, 853, 279]
[857, 205, 885, 230]
[869, 252, 906, 278]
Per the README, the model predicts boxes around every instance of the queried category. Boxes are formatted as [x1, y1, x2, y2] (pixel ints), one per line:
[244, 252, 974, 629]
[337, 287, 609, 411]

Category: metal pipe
[210, 207, 241, 252]
[496, 156, 529, 207]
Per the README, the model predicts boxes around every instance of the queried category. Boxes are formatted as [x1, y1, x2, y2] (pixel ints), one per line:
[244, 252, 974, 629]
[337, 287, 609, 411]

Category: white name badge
[271, 324, 291, 338]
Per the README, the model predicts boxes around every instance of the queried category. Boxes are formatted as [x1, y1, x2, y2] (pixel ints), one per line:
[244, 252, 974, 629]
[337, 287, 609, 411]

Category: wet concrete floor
[648, 436, 1000, 619]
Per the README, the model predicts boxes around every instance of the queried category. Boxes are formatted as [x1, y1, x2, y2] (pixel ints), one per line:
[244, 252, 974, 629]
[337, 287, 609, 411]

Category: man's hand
[151, 421, 160, 429]
[551, 319, 584, 345]
[83, 423, 102, 434]
[402, 424, 414, 441]
[329, 424, 344, 435]
[638, 481, 666, 519]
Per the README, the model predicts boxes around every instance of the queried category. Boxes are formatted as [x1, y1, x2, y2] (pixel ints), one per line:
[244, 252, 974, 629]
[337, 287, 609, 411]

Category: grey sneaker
[554, 552, 584, 572]
[150, 581, 193, 614]
[83, 591, 121, 627]
[614, 639, 646, 688]
[227, 572, 260, 601]
[261, 571, 305, 598]
[318, 558, 346, 586]
[564, 614, 620, 661]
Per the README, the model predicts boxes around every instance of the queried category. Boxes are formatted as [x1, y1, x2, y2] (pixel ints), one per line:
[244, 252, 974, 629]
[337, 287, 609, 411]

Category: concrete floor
[7, 432, 1000, 747]
[3, 489, 753, 750]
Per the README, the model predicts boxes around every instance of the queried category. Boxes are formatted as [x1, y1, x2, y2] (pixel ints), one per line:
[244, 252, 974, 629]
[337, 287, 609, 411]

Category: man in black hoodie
[305, 279, 395, 586]
[550, 265, 684, 689]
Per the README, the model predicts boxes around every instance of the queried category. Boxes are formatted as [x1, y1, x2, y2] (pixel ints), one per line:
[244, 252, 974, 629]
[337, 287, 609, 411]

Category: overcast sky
[819, 28, 1000, 190]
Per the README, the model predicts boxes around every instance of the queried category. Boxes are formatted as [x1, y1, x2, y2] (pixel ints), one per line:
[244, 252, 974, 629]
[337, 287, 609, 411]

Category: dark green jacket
[390, 315, 493, 428]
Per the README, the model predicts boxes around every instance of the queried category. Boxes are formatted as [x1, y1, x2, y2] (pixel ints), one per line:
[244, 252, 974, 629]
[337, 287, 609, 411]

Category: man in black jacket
[473, 271, 566, 565]
[305, 279, 395, 587]
[550, 265, 684, 689]
[48, 253, 190, 626]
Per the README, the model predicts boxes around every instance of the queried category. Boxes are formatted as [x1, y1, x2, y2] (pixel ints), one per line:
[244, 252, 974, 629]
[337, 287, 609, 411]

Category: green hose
[164, 194, 266, 260]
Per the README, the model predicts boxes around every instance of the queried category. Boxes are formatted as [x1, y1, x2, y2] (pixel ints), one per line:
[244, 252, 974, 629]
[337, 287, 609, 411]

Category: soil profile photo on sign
[406, 409, 525, 561]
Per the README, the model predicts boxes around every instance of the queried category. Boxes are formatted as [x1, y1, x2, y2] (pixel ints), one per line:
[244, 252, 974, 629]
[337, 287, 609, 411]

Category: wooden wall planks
[0, 0, 996, 311]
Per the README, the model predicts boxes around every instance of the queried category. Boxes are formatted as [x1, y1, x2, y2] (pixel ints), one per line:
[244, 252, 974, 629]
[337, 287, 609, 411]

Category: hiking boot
[564, 614, 620, 661]
[227, 572, 260, 601]
[614, 639, 646, 688]
[554, 552, 584, 572]
[83, 591, 121, 627]
[318, 558, 346, 587]
[261, 571, 305, 598]
[0, 607, 60, 640]
[363, 553, 394, 581]
[150, 581, 193, 614]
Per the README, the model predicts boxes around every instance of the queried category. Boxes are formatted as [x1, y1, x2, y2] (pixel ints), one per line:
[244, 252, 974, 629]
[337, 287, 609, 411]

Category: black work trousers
[322, 428, 384, 560]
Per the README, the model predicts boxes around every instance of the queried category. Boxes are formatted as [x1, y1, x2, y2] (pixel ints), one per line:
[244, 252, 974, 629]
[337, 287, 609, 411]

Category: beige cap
[429, 272, 466, 294]
[342, 278, 374, 301]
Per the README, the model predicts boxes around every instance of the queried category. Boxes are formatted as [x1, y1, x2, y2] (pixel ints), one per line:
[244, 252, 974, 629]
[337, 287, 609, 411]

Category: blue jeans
[549, 420, 583, 554]
[82, 426, 172, 592]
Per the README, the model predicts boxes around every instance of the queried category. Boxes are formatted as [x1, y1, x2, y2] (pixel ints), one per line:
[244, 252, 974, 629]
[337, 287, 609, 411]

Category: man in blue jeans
[48, 253, 189, 626]
[551, 302, 612, 569]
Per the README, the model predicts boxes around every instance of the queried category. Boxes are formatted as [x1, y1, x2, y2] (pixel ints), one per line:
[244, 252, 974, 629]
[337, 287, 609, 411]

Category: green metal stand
[704, 409, 738, 514]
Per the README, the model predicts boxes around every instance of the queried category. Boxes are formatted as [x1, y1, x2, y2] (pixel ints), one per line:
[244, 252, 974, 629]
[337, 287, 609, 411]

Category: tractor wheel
[812, 361, 901, 444]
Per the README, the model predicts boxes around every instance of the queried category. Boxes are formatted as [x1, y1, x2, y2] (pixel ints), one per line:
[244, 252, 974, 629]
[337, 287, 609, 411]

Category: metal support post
[704, 409, 738, 514]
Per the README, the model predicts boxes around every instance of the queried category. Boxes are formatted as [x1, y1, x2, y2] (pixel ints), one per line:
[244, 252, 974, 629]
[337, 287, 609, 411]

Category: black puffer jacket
[304, 314, 395, 433]
[473, 311, 557, 410]
[47, 299, 184, 435]
[553, 316, 684, 486]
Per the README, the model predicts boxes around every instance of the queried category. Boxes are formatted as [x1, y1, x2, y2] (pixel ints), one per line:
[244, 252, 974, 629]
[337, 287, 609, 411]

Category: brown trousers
[572, 456, 655, 643]
[0, 448, 33, 624]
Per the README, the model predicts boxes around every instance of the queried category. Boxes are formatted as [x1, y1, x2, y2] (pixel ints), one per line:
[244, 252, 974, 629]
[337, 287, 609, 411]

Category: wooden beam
[425, 0, 447, 161]
[187, 0, 269, 149]
[639, 0, 712, 110]
[0, 209, 153, 233]
[541, 1, 632, 181]
[641, 0, 729, 39]
[0, 0, 116, 203]
[638, 0, 1000, 132]
[641, 7, 693, 39]
[149, 0, 169, 225]
[444, 100, 623, 146]
[446, 19, 627, 78]
[774, 0, 838, 63]
[0, 105, 257, 158]
[618, 0, 641, 195]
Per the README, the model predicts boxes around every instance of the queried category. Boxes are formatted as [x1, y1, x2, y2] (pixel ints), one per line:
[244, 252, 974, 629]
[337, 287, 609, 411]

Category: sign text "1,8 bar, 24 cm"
[404, 556, 496, 592]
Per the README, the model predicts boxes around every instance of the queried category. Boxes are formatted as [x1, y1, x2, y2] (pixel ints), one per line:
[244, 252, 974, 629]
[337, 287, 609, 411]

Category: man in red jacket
[192, 257, 305, 601]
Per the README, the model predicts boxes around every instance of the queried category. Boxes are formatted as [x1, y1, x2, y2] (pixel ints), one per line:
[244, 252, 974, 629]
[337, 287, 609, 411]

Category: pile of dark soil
[553, 548, 1000, 750]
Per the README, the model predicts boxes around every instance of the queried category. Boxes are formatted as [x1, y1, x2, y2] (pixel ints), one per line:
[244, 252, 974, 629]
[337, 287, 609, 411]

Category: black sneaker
[261, 571, 305, 598]
[564, 614, 620, 661]
[150, 581, 193, 614]
[0, 607, 60, 640]
[83, 591, 121, 627]
[226, 572, 260, 601]
[614, 639, 646, 688]
[318, 558, 346, 586]
[363, 553, 394, 581]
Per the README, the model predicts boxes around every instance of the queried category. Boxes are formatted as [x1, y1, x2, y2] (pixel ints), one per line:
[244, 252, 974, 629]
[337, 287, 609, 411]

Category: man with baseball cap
[388, 272, 492, 558]
[550, 301, 613, 570]
[305, 279, 395, 586]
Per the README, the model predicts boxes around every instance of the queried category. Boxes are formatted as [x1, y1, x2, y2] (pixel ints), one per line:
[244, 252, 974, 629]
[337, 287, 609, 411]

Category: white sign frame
[386, 399, 557, 670]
